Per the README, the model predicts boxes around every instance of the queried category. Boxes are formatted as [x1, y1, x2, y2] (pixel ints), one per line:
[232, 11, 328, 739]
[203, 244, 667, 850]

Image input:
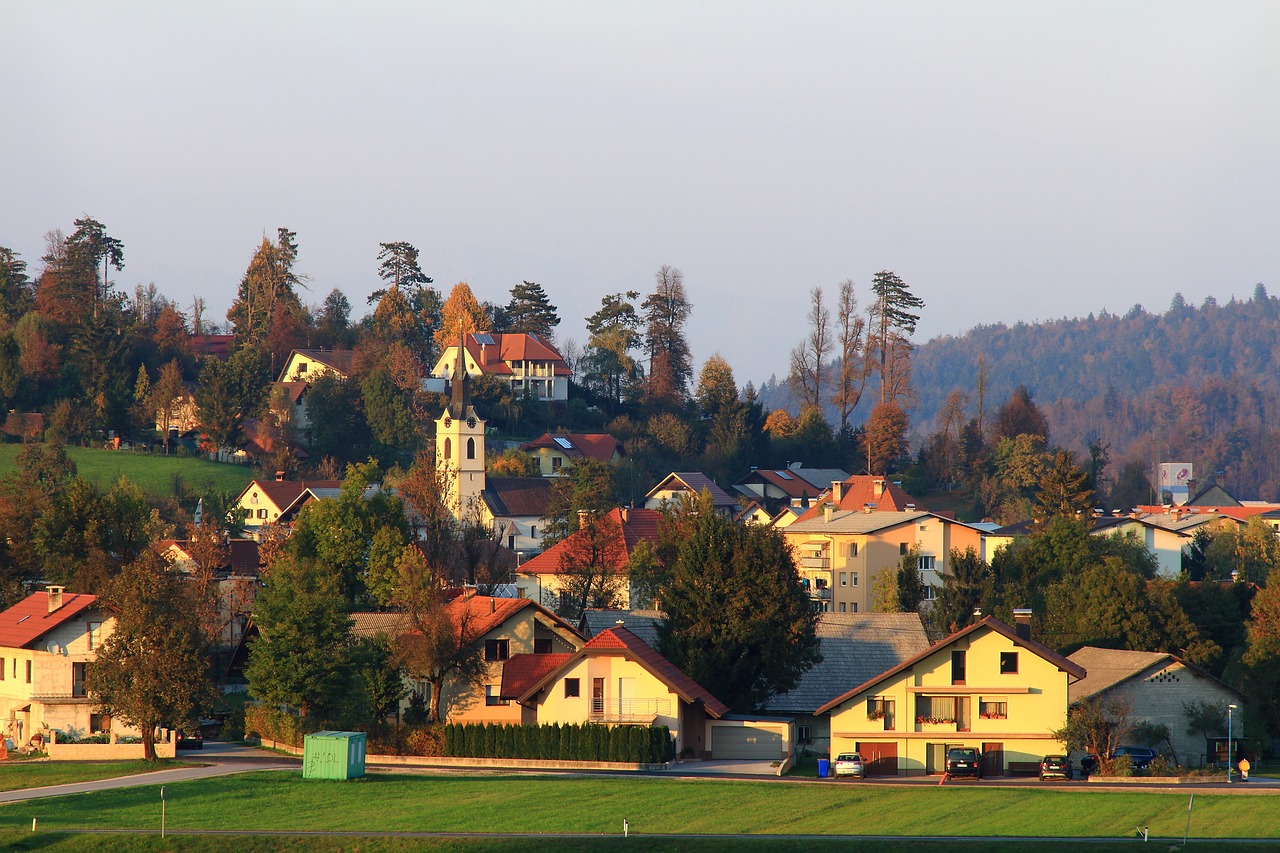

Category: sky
[4, 2, 1279, 387]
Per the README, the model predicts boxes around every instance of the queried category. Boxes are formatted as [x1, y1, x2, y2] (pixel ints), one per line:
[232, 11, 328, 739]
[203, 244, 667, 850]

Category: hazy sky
[4, 2, 1278, 386]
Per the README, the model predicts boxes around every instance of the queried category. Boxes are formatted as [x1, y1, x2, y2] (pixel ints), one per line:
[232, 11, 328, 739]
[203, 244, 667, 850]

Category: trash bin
[817, 758, 830, 778]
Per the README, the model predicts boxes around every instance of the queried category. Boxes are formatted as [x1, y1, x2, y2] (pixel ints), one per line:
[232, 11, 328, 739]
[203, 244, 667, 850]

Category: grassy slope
[2, 772, 1278, 840]
[0, 444, 254, 498]
[0, 761, 195, 793]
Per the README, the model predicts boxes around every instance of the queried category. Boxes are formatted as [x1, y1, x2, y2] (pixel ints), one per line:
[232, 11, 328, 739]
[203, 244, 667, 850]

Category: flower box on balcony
[915, 716, 956, 726]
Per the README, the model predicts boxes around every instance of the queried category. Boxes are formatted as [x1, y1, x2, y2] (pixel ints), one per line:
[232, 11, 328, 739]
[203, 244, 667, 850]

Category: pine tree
[642, 265, 693, 404]
[868, 270, 924, 406]
[505, 281, 560, 340]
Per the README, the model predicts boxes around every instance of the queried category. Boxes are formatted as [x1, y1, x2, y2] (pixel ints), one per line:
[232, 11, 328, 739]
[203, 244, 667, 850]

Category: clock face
[444, 417, 452, 428]
[467, 416, 477, 429]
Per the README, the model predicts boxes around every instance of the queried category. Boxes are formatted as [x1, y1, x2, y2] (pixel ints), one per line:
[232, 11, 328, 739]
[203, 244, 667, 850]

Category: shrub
[441, 723, 670, 763]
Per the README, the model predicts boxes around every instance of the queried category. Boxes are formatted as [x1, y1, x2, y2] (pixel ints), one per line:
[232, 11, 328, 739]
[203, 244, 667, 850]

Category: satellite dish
[46, 642, 64, 656]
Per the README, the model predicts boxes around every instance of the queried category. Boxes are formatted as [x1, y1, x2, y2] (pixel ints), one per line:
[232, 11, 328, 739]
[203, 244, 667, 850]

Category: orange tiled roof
[500, 652, 574, 699]
[520, 433, 623, 463]
[795, 475, 925, 522]
[459, 333, 570, 376]
[519, 508, 662, 576]
[0, 591, 99, 649]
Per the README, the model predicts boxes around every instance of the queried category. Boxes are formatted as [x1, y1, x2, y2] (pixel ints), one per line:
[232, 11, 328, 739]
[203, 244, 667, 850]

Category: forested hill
[912, 285, 1280, 499]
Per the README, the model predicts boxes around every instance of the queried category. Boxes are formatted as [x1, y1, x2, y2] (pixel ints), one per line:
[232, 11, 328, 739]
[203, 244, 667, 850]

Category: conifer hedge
[442, 722, 673, 763]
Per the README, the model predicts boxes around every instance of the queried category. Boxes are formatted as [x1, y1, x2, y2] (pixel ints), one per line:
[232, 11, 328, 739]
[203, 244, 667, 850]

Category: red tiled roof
[796, 475, 925, 523]
[746, 469, 825, 500]
[190, 335, 234, 361]
[458, 333, 570, 377]
[520, 508, 662, 576]
[500, 652, 574, 699]
[0, 591, 100, 649]
[519, 626, 728, 717]
[274, 381, 308, 405]
[163, 538, 261, 576]
[519, 433, 624, 463]
[814, 616, 1087, 716]
[444, 594, 534, 639]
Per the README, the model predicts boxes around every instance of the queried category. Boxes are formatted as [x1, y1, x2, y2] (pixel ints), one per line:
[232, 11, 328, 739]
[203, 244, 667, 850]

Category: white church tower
[435, 335, 487, 520]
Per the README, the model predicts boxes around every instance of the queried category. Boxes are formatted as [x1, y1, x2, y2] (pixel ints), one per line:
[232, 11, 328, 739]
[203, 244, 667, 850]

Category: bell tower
[435, 334, 486, 519]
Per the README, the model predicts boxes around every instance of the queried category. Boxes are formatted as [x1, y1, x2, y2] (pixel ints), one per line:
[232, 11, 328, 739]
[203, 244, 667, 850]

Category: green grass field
[0, 761, 196, 793]
[0, 444, 255, 498]
[2, 771, 1278, 841]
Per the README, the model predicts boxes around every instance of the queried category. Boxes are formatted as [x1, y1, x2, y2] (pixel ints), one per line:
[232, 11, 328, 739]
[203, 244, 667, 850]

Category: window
[922, 584, 938, 601]
[917, 555, 936, 572]
[797, 725, 812, 744]
[88, 622, 102, 650]
[839, 572, 847, 586]
[851, 602, 858, 613]
[484, 639, 509, 662]
[1000, 652, 1018, 674]
[534, 638, 553, 654]
[980, 699, 1008, 719]
[951, 650, 966, 684]
[297, 362, 308, 374]
[26, 660, 32, 683]
[443, 437, 451, 458]
[839, 602, 846, 612]
[851, 572, 858, 587]
[848, 542, 859, 557]
[552, 456, 562, 471]
[466, 437, 476, 460]
[900, 542, 908, 555]
[485, 684, 508, 706]
[816, 578, 828, 589]
[564, 678, 580, 698]
[72, 662, 87, 697]
[530, 526, 537, 539]
[90, 713, 111, 733]
[0, 656, 4, 680]
[257, 509, 267, 519]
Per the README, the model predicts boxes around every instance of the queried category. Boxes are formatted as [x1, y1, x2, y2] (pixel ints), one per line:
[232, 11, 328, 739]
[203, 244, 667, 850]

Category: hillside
[0, 445, 255, 499]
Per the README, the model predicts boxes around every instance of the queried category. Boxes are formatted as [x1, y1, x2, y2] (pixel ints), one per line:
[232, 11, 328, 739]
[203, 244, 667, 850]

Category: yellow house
[782, 509, 985, 614]
[277, 348, 355, 383]
[428, 595, 584, 725]
[0, 587, 125, 746]
[816, 614, 1086, 776]
[501, 626, 731, 758]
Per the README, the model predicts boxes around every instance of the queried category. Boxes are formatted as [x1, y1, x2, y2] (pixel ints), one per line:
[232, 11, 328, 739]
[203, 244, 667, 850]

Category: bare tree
[788, 287, 832, 411]
[831, 279, 870, 434]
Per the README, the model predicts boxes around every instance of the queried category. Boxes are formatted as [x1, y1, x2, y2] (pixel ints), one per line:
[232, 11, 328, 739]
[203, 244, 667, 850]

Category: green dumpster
[303, 731, 367, 780]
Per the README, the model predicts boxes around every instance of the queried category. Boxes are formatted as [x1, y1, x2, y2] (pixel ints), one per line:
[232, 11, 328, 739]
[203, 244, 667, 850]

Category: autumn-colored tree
[642, 265, 693, 404]
[226, 228, 305, 351]
[864, 401, 909, 474]
[554, 512, 627, 622]
[695, 353, 738, 420]
[434, 282, 489, 354]
[87, 549, 215, 760]
[993, 385, 1048, 444]
[1033, 450, 1094, 529]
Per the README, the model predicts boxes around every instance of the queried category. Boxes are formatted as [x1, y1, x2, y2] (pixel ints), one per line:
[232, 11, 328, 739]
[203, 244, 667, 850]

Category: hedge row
[442, 722, 673, 763]
[243, 706, 444, 755]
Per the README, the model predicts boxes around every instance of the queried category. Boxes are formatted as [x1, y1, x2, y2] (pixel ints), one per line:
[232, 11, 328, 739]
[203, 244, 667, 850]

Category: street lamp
[1227, 703, 1238, 783]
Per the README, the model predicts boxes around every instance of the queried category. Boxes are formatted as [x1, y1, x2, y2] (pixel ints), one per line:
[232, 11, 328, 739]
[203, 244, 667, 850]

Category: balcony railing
[30, 691, 92, 703]
[799, 556, 830, 569]
[589, 698, 672, 723]
[806, 587, 832, 601]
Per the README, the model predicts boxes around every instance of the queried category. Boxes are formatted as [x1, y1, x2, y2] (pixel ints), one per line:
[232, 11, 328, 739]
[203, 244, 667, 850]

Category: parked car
[1112, 746, 1157, 769]
[1039, 754, 1073, 781]
[833, 752, 865, 779]
[946, 747, 982, 779]
[175, 729, 204, 750]
[1080, 753, 1100, 776]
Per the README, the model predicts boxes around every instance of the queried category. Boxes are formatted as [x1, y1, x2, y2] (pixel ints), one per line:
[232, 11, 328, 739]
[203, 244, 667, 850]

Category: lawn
[0, 761, 195, 793]
[2, 771, 1279, 840]
[0, 444, 254, 498]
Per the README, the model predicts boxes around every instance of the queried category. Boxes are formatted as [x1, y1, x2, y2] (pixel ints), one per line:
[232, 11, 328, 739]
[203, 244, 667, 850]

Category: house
[816, 613, 1086, 776]
[501, 625, 736, 758]
[277, 348, 355, 383]
[189, 334, 234, 361]
[519, 433, 624, 476]
[761, 612, 931, 753]
[355, 594, 584, 724]
[232, 476, 343, 538]
[481, 477, 552, 555]
[733, 464, 851, 509]
[429, 332, 570, 402]
[782, 509, 984, 613]
[643, 472, 738, 517]
[734, 501, 774, 525]
[0, 587, 122, 746]
[1067, 646, 1246, 768]
[159, 537, 261, 661]
[515, 507, 663, 610]
[793, 475, 927, 522]
[1088, 515, 1193, 577]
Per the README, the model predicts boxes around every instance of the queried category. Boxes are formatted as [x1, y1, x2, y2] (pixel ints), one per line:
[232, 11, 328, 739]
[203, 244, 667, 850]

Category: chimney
[490, 597, 496, 613]
[275, 470, 285, 481]
[1013, 608, 1033, 641]
[577, 509, 591, 527]
[831, 481, 845, 503]
[47, 585, 64, 613]
[620, 507, 629, 523]
[615, 619, 625, 627]
[824, 505, 833, 524]
[873, 478, 885, 497]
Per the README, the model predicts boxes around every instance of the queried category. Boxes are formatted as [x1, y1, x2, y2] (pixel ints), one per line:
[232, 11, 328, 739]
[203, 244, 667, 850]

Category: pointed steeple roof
[448, 330, 469, 419]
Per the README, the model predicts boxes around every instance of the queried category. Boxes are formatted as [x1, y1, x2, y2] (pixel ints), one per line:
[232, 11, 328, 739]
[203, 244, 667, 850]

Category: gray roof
[786, 510, 932, 535]
[763, 613, 931, 714]
[791, 468, 852, 489]
[648, 472, 738, 508]
[581, 609, 663, 647]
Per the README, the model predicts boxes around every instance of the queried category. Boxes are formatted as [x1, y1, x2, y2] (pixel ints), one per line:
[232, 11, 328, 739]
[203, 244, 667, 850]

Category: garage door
[857, 741, 899, 776]
[712, 725, 784, 759]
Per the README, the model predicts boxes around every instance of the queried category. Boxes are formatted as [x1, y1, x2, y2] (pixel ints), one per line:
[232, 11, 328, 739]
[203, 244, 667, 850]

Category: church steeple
[436, 331, 486, 520]
[448, 331, 469, 418]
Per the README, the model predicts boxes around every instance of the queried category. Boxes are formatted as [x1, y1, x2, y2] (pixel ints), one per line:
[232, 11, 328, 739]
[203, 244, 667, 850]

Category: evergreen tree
[434, 282, 489, 354]
[582, 291, 644, 405]
[642, 265, 693, 404]
[505, 281, 560, 340]
[226, 228, 305, 353]
[868, 270, 923, 406]
[1034, 450, 1094, 528]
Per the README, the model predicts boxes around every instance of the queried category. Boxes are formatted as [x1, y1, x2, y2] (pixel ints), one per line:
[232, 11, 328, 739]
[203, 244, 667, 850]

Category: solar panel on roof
[553, 436, 574, 449]
[473, 333, 495, 346]
[775, 471, 792, 480]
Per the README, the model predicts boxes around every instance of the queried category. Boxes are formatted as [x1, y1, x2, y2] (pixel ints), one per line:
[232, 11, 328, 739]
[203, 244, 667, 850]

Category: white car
[833, 752, 865, 778]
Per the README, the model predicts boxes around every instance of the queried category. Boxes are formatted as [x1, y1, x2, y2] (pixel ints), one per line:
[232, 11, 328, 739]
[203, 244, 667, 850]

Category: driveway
[668, 758, 779, 776]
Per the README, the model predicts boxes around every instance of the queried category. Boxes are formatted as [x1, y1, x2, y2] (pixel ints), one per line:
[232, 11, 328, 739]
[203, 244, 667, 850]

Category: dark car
[1080, 753, 1100, 776]
[1040, 754, 1073, 781]
[946, 747, 982, 779]
[175, 729, 204, 750]
[1112, 745, 1157, 769]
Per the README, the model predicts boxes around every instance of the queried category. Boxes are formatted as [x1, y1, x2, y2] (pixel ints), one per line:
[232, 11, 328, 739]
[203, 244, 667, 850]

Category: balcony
[806, 587, 832, 601]
[30, 691, 93, 704]
[589, 698, 672, 723]
[799, 556, 830, 569]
